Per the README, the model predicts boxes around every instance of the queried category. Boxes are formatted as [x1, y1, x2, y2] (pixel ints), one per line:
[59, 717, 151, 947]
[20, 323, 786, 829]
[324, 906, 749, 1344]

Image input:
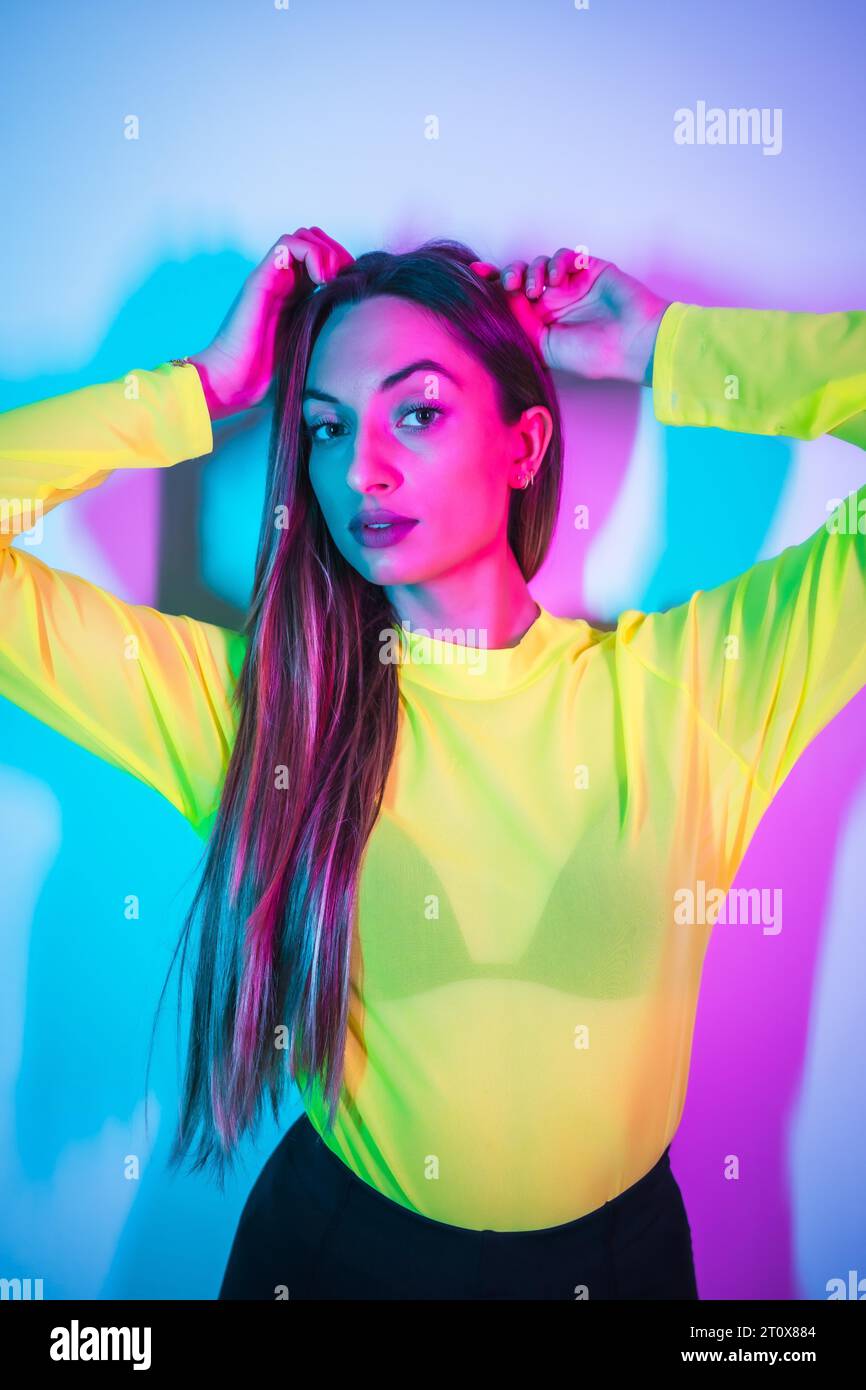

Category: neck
[385, 547, 539, 650]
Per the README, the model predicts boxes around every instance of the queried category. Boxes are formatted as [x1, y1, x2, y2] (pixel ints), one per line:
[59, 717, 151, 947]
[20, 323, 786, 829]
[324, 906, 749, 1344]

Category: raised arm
[477, 249, 866, 805]
[0, 229, 354, 840]
[624, 301, 866, 803]
[0, 362, 247, 839]
[652, 301, 866, 449]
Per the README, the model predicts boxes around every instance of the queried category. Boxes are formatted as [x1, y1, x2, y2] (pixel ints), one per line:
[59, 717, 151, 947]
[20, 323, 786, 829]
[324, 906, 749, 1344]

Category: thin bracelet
[169, 356, 191, 366]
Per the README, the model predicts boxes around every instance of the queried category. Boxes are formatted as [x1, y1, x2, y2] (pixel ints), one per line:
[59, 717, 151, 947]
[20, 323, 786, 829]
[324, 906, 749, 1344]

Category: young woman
[1, 229, 864, 1301]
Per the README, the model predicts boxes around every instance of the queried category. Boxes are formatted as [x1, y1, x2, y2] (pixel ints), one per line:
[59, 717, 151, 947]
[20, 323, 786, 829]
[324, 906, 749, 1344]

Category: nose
[344, 420, 404, 495]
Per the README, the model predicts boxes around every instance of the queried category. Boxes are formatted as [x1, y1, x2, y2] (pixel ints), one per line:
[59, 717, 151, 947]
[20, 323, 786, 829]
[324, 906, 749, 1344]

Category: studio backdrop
[1, 0, 864, 1300]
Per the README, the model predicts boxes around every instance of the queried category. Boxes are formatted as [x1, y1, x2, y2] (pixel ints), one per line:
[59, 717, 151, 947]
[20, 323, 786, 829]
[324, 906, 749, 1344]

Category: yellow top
[1, 303, 865, 1230]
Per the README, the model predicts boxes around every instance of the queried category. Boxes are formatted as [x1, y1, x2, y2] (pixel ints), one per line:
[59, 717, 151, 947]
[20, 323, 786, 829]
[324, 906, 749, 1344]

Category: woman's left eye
[399, 402, 445, 430]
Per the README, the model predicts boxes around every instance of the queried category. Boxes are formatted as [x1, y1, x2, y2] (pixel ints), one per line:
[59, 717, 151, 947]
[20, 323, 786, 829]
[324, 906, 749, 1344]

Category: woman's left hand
[470, 251, 671, 386]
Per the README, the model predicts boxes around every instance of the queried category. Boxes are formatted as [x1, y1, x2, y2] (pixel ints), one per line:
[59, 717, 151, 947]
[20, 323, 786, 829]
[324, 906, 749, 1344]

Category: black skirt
[219, 1112, 700, 1300]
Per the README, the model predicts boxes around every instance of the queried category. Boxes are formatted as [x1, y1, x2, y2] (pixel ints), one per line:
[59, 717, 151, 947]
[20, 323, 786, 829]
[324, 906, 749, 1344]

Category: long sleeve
[621, 302, 866, 803]
[0, 362, 248, 840]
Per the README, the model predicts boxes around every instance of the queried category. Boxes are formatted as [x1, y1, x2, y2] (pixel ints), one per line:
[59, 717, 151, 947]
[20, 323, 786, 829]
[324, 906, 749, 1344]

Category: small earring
[519, 471, 535, 490]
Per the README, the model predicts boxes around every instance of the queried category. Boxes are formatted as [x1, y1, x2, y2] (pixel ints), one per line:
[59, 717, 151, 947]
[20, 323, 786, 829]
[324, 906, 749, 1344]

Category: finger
[547, 247, 580, 286]
[470, 260, 499, 278]
[287, 227, 340, 285]
[308, 225, 355, 271]
[261, 231, 332, 293]
[499, 260, 528, 291]
[524, 255, 550, 300]
[256, 233, 312, 289]
[569, 251, 612, 283]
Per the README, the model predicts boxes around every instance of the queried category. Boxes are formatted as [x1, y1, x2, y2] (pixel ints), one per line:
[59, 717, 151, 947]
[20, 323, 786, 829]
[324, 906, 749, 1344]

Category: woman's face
[301, 294, 551, 591]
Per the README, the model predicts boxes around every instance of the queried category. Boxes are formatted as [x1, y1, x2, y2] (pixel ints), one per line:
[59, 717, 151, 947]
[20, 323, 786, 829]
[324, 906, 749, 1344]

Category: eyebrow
[302, 358, 463, 404]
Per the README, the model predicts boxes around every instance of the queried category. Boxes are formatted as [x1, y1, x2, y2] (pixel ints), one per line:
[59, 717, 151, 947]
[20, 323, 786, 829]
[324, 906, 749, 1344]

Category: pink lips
[349, 509, 420, 549]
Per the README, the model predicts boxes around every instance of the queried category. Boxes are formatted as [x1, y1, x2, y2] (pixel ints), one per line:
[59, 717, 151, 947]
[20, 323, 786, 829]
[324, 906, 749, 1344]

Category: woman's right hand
[188, 228, 354, 420]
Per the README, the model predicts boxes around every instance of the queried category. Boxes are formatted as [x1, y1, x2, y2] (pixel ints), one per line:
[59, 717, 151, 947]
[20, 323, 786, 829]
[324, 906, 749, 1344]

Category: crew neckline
[392, 602, 585, 699]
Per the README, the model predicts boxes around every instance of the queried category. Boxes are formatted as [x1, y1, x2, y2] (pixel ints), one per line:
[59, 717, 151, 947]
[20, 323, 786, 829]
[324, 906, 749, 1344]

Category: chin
[349, 541, 429, 578]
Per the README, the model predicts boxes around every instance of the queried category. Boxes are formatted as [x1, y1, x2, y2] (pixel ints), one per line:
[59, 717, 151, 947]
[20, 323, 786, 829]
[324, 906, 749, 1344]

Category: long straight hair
[149, 239, 565, 1184]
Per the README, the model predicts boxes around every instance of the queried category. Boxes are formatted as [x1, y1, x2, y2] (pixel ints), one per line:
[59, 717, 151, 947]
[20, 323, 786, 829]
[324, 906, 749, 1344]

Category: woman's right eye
[306, 417, 348, 444]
